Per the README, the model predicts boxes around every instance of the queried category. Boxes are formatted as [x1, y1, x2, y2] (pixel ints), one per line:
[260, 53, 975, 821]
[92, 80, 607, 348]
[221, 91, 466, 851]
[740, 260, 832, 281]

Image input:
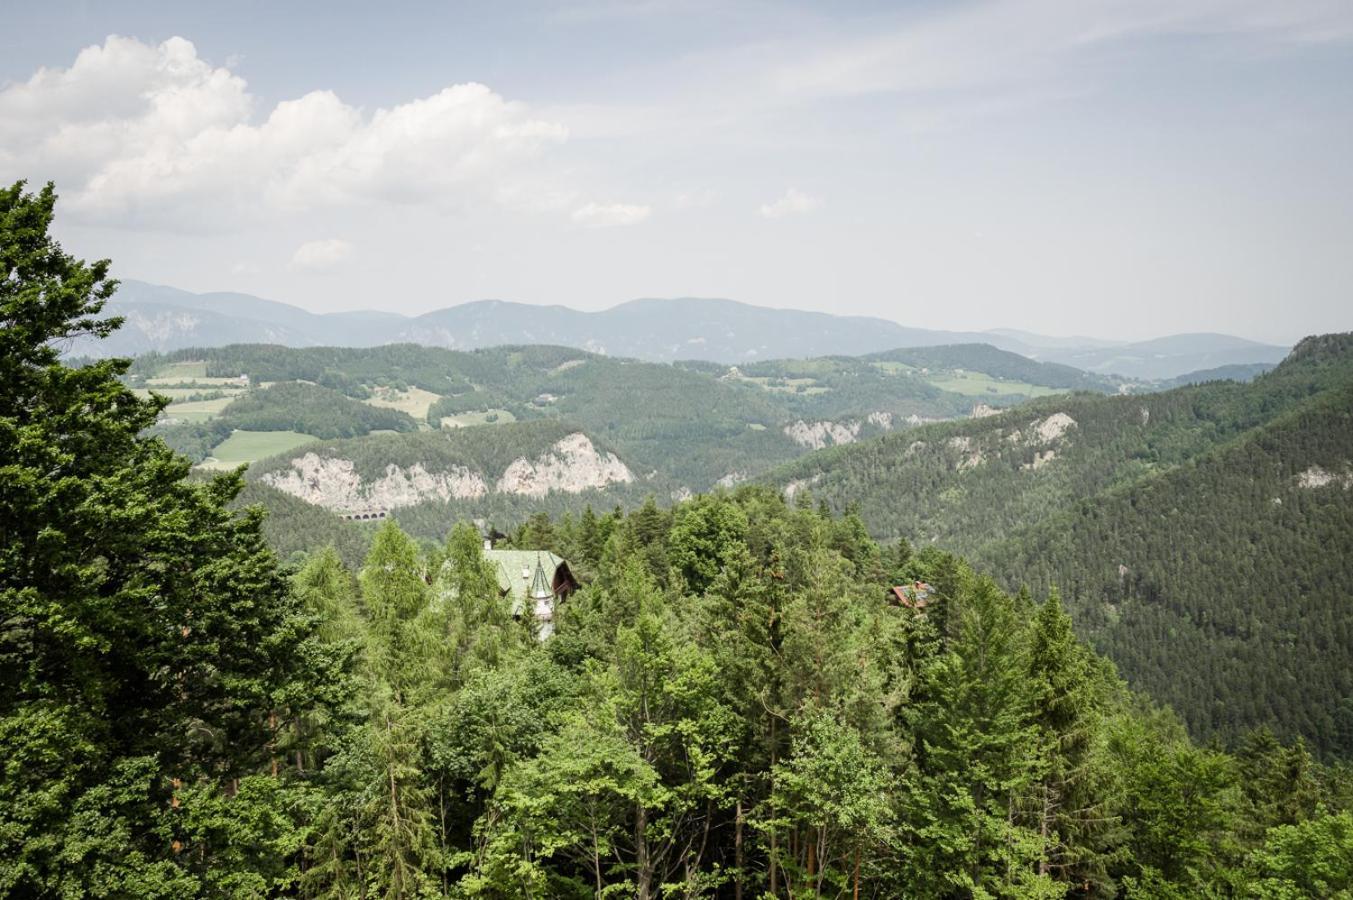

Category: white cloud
[761, 0, 1353, 102]
[291, 239, 352, 270]
[572, 202, 651, 228]
[759, 188, 819, 219]
[0, 36, 569, 228]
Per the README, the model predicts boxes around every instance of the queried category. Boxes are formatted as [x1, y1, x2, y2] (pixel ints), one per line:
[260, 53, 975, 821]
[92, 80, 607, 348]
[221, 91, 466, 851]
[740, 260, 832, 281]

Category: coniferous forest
[6, 184, 1353, 898]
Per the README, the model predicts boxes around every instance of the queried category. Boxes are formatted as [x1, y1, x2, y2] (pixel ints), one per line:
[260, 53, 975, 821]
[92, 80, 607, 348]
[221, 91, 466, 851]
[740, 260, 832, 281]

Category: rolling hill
[83, 280, 1287, 378]
[765, 332, 1353, 755]
[133, 340, 1113, 493]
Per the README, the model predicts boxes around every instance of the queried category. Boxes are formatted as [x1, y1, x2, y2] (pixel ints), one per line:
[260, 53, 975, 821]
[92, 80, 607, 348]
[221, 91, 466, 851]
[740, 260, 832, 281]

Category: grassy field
[148, 375, 246, 387]
[137, 387, 246, 401]
[440, 408, 516, 428]
[197, 430, 317, 470]
[164, 396, 236, 422]
[731, 374, 831, 395]
[870, 361, 917, 375]
[364, 386, 441, 420]
[923, 371, 1067, 397]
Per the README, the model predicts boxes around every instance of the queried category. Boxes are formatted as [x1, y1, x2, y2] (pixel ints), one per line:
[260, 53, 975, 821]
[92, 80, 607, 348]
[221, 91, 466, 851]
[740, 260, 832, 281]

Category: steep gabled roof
[483, 549, 569, 614]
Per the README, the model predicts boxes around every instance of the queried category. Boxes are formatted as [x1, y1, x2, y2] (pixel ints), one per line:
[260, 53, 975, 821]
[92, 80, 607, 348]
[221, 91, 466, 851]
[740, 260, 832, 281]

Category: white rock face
[1030, 413, 1077, 445]
[716, 471, 747, 488]
[263, 453, 488, 510]
[1297, 465, 1353, 489]
[1140, 407, 1151, 425]
[783, 420, 861, 449]
[783, 473, 822, 500]
[948, 435, 985, 470]
[867, 411, 894, 430]
[971, 404, 1001, 419]
[496, 433, 635, 497]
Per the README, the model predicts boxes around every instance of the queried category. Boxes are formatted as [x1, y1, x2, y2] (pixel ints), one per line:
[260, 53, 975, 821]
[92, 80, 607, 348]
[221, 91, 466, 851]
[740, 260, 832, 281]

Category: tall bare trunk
[735, 797, 745, 900]
[636, 803, 651, 900]
[806, 831, 816, 892]
[1039, 783, 1052, 878]
[769, 715, 779, 897]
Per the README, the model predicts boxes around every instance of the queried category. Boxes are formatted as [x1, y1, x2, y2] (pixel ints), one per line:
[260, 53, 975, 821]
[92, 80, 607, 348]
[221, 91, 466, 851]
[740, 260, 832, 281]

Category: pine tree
[0, 180, 334, 892]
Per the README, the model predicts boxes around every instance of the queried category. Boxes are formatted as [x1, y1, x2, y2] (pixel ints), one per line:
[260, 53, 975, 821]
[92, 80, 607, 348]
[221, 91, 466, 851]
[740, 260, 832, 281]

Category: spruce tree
[0, 181, 332, 892]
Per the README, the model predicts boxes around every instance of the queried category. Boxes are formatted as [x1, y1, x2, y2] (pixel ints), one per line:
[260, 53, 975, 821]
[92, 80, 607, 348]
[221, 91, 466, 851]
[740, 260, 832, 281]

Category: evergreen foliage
[5, 181, 1350, 897]
[770, 335, 1353, 755]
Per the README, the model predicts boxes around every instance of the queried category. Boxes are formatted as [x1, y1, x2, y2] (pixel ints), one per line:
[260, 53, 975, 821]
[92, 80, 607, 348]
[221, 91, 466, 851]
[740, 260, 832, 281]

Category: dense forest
[220, 381, 420, 439]
[6, 181, 1353, 897]
[765, 333, 1353, 758]
[129, 335, 1114, 490]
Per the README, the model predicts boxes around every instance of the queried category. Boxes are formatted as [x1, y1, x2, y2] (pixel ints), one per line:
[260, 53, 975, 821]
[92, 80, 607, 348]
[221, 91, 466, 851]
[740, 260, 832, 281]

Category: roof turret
[529, 554, 553, 600]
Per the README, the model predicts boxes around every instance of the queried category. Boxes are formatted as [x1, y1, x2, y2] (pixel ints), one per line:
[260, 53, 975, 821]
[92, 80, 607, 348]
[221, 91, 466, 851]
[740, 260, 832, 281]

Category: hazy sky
[3, 1, 1351, 342]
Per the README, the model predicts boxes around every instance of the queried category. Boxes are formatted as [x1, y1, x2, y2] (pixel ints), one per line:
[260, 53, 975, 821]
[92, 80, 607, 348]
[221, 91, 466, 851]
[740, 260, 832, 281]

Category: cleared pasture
[197, 430, 317, 470]
[923, 371, 1066, 397]
[440, 408, 516, 428]
[364, 386, 441, 420]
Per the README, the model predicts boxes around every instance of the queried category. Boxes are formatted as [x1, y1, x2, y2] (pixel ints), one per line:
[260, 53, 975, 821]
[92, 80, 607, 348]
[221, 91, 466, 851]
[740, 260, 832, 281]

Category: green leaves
[2, 181, 348, 894]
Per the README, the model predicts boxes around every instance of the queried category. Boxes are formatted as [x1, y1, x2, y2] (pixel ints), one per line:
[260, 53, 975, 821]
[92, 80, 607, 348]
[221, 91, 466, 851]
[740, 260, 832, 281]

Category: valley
[8, 8, 1351, 894]
[121, 329, 1353, 760]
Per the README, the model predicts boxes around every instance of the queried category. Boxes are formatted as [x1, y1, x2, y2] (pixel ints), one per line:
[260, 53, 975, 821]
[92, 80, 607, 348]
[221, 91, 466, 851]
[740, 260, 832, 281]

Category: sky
[3, 0, 1351, 343]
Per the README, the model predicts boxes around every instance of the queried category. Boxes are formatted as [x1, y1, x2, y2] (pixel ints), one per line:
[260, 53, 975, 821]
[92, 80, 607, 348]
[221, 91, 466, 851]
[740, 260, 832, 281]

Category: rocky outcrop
[264, 432, 634, 511]
[948, 435, 985, 470]
[1297, 464, 1353, 489]
[1031, 412, 1076, 444]
[784, 473, 822, 500]
[263, 453, 488, 511]
[783, 420, 861, 449]
[496, 433, 634, 497]
[867, 411, 894, 430]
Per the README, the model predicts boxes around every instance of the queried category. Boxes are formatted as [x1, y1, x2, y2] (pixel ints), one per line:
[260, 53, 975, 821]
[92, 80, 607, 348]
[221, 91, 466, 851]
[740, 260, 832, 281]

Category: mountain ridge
[762, 331, 1353, 754]
[83, 280, 1289, 378]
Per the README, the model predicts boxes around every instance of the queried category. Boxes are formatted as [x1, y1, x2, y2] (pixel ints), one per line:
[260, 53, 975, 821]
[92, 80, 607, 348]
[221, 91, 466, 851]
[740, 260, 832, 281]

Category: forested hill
[85, 279, 1288, 377]
[6, 183, 1351, 897]
[132, 340, 1117, 493]
[769, 332, 1353, 756]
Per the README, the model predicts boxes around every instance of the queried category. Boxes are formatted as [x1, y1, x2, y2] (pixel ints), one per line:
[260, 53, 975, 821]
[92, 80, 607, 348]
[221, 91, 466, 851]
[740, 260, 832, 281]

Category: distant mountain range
[79, 280, 1289, 379]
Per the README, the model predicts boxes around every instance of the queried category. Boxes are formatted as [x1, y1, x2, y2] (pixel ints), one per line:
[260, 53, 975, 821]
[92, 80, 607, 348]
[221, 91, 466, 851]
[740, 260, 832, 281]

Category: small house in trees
[888, 581, 932, 611]
[483, 549, 578, 639]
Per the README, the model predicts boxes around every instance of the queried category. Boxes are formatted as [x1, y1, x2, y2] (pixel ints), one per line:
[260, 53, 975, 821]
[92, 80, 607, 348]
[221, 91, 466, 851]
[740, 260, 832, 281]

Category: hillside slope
[134, 341, 1109, 493]
[768, 333, 1353, 754]
[86, 280, 1287, 376]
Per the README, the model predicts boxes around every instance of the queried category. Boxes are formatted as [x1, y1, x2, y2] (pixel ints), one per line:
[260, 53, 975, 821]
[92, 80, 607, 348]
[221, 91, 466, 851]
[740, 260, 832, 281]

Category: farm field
[197, 430, 318, 470]
[163, 396, 235, 421]
[440, 408, 516, 428]
[730, 374, 831, 395]
[924, 371, 1067, 397]
[364, 386, 441, 420]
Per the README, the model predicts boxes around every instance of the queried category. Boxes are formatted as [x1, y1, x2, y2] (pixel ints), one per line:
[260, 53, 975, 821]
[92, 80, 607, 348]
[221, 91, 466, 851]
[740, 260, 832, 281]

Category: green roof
[483, 549, 567, 610]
